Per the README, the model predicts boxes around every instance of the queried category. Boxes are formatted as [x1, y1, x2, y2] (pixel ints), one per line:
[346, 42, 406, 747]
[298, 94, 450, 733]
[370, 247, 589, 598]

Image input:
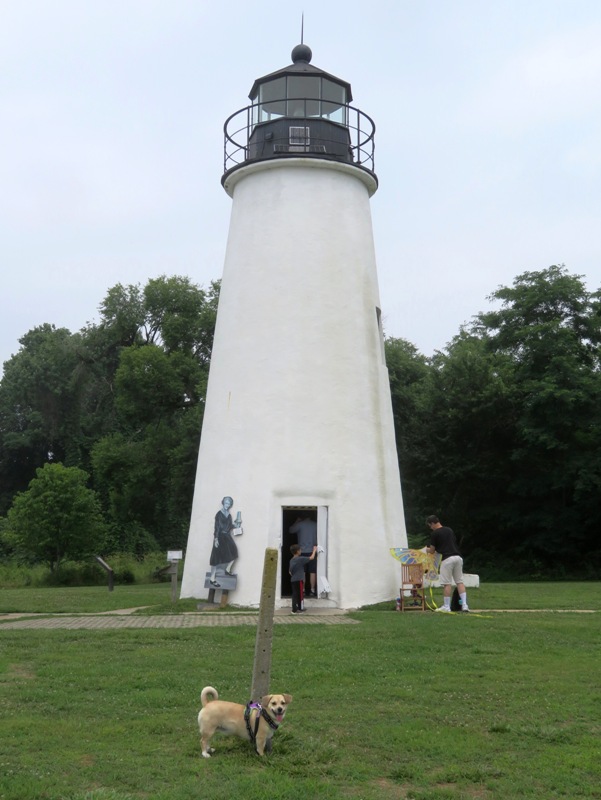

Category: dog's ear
[261, 694, 272, 707]
[283, 694, 292, 704]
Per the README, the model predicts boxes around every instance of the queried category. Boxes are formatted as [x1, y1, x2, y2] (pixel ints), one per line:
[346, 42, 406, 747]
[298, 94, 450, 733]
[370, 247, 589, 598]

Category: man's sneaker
[435, 606, 452, 612]
[461, 607, 470, 612]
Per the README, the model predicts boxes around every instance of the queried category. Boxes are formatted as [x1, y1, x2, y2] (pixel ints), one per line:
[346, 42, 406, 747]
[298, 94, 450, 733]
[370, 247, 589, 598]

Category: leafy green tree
[0, 325, 83, 513]
[142, 276, 220, 363]
[114, 345, 193, 424]
[90, 409, 201, 554]
[90, 433, 160, 554]
[4, 463, 107, 571]
[385, 337, 433, 539]
[472, 265, 601, 569]
[97, 283, 146, 349]
[389, 265, 601, 577]
[86, 277, 217, 549]
[0, 275, 219, 550]
[423, 332, 516, 559]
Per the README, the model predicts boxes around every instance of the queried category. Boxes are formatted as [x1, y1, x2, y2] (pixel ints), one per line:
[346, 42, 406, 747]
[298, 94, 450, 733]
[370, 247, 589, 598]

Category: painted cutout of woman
[209, 496, 242, 587]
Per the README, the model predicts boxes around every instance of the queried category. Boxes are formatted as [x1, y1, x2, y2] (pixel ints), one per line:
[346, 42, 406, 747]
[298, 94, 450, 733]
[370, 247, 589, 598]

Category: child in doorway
[289, 544, 317, 613]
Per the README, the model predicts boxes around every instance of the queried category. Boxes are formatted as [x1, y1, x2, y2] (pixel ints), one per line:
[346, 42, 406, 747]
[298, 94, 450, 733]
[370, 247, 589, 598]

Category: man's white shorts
[439, 555, 464, 586]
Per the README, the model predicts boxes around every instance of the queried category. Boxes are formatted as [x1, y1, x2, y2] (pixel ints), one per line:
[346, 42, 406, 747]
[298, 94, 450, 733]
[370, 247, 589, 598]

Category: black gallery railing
[222, 101, 376, 178]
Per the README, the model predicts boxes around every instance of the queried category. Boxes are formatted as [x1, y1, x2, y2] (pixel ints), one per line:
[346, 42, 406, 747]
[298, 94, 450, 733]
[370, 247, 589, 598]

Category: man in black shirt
[426, 515, 469, 612]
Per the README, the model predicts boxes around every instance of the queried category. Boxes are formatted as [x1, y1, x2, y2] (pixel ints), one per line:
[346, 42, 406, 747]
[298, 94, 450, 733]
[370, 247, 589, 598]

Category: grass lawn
[2, 580, 601, 615]
[0, 583, 179, 614]
[0, 583, 600, 799]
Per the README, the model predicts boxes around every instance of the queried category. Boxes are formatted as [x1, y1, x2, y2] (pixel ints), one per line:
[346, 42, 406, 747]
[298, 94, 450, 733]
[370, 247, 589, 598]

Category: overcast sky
[2, 0, 600, 372]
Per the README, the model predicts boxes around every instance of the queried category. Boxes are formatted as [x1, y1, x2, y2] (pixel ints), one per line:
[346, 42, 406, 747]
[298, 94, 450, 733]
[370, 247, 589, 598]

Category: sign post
[95, 556, 114, 592]
[167, 550, 183, 604]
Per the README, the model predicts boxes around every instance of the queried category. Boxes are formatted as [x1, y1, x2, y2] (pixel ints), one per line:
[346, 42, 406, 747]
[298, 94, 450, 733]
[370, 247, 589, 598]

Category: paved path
[0, 609, 359, 630]
[1, 607, 597, 630]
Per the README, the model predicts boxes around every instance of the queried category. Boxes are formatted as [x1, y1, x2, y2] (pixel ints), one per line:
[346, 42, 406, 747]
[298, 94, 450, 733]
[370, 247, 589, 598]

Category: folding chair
[400, 563, 426, 611]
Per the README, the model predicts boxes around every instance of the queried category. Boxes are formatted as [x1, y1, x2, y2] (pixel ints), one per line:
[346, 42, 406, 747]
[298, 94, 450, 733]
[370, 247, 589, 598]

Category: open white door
[316, 506, 330, 595]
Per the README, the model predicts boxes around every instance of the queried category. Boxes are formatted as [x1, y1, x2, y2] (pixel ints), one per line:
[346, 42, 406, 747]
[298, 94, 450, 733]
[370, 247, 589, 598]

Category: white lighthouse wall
[181, 160, 408, 608]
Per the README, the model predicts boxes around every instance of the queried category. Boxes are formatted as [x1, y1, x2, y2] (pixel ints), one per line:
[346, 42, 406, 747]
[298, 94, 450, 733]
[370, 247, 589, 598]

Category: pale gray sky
[2, 0, 600, 371]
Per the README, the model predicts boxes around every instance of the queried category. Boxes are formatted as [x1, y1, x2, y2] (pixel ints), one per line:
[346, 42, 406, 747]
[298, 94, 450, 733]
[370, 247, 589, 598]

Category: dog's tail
[200, 686, 219, 707]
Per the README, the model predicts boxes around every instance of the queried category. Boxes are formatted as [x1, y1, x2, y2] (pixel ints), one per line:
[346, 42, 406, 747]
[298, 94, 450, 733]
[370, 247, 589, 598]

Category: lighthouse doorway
[281, 506, 328, 598]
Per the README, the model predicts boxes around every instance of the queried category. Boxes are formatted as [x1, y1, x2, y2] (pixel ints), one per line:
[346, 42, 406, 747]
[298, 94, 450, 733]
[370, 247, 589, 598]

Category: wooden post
[170, 562, 178, 604]
[250, 548, 278, 702]
[95, 556, 114, 592]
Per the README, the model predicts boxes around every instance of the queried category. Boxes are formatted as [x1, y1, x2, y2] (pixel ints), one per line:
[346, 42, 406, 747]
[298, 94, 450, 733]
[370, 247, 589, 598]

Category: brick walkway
[2, 608, 594, 630]
[0, 609, 359, 630]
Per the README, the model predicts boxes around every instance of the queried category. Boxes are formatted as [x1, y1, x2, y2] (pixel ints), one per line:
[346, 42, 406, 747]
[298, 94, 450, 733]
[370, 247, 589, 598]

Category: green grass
[0, 584, 600, 799]
[0, 583, 178, 614]
[3, 581, 601, 615]
[470, 581, 601, 610]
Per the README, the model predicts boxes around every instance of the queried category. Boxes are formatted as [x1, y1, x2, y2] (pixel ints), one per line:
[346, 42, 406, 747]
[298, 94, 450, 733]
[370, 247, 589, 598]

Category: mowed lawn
[0, 583, 600, 800]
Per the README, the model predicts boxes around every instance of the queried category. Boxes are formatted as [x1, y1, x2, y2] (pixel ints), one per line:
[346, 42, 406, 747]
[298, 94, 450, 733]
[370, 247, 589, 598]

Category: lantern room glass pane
[322, 80, 347, 123]
[255, 74, 348, 124]
[287, 76, 320, 99]
[305, 98, 321, 117]
[287, 76, 320, 117]
[321, 101, 346, 123]
[286, 96, 306, 117]
[258, 78, 286, 121]
[322, 79, 346, 104]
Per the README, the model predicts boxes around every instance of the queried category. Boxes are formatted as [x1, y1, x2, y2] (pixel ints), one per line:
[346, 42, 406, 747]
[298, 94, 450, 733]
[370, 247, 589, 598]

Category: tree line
[1, 265, 599, 579]
[388, 265, 601, 578]
[0, 276, 219, 570]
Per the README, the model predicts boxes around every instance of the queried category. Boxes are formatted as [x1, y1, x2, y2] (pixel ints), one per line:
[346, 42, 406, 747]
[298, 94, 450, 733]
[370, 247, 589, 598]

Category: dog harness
[244, 702, 280, 751]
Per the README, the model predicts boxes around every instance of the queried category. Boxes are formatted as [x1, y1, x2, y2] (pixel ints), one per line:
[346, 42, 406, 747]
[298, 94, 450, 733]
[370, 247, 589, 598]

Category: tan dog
[198, 686, 292, 757]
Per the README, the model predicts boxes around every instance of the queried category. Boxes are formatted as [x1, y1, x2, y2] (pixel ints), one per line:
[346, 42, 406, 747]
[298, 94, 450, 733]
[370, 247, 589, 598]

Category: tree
[471, 265, 601, 571]
[87, 277, 217, 550]
[97, 283, 146, 349]
[142, 276, 220, 363]
[114, 345, 194, 424]
[0, 325, 83, 513]
[423, 332, 516, 559]
[90, 410, 201, 554]
[385, 337, 433, 539]
[0, 275, 219, 546]
[4, 463, 107, 571]
[388, 265, 601, 577]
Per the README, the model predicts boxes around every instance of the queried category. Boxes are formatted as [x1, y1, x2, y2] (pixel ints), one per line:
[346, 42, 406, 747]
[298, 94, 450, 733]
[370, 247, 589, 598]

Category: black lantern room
[222, 45, 376, 183]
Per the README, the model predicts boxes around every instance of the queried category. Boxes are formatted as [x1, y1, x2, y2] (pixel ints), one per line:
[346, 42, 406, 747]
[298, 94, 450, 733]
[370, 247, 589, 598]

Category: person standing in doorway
[426, 515, 469, 612]
[289, 544, 317, 613]
[289, 513, 318, 596]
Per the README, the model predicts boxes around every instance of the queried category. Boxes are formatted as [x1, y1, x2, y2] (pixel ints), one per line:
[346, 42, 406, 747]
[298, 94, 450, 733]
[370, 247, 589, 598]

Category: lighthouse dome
[291, 43, 312, 63]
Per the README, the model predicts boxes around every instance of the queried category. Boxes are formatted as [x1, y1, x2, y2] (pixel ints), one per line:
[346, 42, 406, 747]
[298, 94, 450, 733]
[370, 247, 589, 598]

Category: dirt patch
[7, 662, 36, 680]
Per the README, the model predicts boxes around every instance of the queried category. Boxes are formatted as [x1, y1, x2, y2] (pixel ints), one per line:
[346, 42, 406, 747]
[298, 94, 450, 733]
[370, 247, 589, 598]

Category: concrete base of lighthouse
[180, 158, 408, 610]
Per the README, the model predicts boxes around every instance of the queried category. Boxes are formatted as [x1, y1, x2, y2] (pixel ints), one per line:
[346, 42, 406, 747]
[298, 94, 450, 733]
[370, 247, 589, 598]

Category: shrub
[114, 568, 136, 585]
[0, 552, 172, 588]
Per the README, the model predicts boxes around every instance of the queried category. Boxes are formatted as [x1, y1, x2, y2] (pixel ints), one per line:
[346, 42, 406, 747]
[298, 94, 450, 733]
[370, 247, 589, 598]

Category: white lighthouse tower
[180, 43, 408, 608]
